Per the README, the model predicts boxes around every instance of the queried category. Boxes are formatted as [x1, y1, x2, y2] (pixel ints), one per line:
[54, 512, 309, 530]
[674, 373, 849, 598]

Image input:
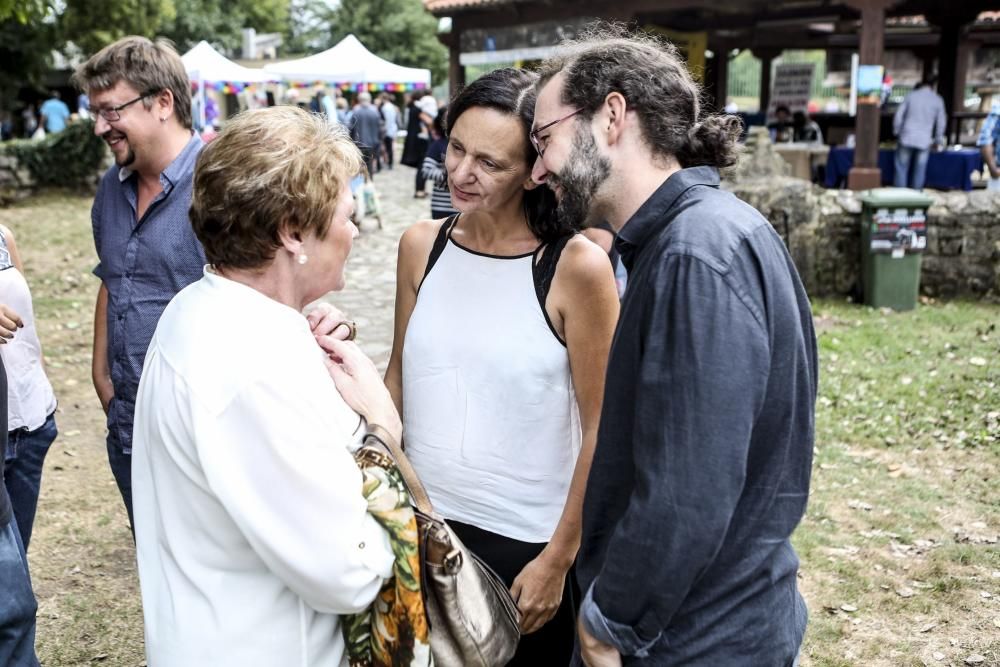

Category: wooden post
[709, 46, 730, 112]
[437, 24, 465, 99]
[920, 50, 935, 82]
[846, 0, 892, 191]
[751, 47, 780, 115]
[926, 9, 979, 145]
[936, 22, 975, 144]
[448, 39, 465, 99]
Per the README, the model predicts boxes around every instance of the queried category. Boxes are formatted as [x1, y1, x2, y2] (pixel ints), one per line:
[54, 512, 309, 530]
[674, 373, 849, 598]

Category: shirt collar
[117, 132, 203, 187]
[614, 166, 720, 270]
[201, 266, 310, 329]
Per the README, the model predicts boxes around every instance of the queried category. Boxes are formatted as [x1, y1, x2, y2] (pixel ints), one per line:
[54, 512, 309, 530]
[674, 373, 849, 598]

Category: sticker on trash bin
[870, 207, 927, 254]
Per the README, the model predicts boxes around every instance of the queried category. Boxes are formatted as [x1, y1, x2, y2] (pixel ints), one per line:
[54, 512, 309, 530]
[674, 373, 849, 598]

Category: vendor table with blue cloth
[825, 148, 983, 191]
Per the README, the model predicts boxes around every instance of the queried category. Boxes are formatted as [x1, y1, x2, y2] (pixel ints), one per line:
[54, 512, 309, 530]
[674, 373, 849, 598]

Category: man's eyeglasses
[530, 109, 583, 156]
[90, 90, 160, 122]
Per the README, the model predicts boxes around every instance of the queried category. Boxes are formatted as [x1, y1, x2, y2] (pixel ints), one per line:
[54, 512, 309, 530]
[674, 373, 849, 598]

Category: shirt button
[358, 542, 365, 550]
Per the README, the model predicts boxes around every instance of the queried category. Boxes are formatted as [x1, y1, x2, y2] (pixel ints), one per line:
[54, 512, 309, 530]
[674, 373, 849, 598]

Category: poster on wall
[855, 65, 885, 106]
[643, 26, 707, 81]
[767, 62, 815, 122]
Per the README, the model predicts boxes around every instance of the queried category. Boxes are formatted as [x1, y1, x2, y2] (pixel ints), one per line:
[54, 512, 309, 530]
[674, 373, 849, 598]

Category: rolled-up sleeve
[196, 379, 394, 615]
[581, 253, 771, 656]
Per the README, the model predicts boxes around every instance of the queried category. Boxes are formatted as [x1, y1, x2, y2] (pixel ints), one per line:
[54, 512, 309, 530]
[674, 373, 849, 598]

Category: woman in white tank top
[384, 69, 620, 664]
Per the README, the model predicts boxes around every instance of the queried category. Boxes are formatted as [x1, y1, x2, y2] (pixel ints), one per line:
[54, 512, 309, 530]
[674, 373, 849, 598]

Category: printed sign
[870, 207, 927, 255]
[767, 63, 815, 121]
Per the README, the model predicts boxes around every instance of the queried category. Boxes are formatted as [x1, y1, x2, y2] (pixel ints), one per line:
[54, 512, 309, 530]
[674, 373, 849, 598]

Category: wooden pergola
[425, 0, 999, 189]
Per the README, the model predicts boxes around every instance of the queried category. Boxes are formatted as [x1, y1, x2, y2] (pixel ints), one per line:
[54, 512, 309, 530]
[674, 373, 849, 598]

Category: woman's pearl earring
[298, 254, 308, 265]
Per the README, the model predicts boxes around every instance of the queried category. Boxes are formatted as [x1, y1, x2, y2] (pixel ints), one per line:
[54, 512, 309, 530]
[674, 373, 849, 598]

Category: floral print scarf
[343, 445, 432, 667]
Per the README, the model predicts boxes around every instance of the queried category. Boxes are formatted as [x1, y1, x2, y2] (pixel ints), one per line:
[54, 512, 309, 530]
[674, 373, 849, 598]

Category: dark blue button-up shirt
[578, 166, 817, 664]
[92, 134, 205, 454]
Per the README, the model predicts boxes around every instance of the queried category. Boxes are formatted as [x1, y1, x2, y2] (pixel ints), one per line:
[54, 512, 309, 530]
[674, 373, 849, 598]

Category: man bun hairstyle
[538, 24, 742, 170]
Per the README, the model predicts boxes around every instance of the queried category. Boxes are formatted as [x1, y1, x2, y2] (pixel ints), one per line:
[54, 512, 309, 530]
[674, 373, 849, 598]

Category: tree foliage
[59, 0, 289, 60]
[327, 0, 447, 84]
[160, 0, 290, 55]
[285, 0, 330, 55]
[0, 16, 56, 103]
[0, 0, 50, 23]
[2, 0, 450, 111]
[59, 0, 176, 58]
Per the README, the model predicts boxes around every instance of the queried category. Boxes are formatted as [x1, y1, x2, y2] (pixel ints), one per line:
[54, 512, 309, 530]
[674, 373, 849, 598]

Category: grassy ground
[801, 302, 999, 666]
[0, 191, 997, 666]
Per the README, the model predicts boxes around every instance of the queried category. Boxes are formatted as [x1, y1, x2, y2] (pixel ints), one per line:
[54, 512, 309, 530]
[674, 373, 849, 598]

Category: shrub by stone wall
[0, 120, 109, 205]
[725, 132, 1000, 300]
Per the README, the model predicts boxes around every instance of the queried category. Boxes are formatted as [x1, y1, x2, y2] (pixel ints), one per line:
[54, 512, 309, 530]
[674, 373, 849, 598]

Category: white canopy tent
[182, 41, 277, 128]
[182, 40, 277, 84]
[264, 34, 431, 87]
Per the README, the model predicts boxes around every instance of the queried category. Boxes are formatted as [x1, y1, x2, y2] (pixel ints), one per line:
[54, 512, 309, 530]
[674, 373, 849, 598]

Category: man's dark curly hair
[537, 24, 742, 170]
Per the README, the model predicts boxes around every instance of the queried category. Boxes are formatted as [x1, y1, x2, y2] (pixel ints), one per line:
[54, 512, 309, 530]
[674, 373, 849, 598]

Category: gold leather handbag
[366, 426, 522, 667]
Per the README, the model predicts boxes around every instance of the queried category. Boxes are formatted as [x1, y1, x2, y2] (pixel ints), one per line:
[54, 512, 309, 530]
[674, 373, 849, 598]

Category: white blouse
[132, 268, 393, 667]
[0, 232, 56, 431]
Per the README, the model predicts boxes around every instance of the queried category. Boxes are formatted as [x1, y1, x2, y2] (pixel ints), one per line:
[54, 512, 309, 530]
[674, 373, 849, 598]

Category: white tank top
[402, 218, 581, 543]
[0, 232, 57, 431]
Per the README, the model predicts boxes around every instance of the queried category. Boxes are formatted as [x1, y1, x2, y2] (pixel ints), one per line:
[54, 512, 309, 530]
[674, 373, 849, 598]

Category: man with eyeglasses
[533, 29, 816, 667]
[72, 37, 207, 533]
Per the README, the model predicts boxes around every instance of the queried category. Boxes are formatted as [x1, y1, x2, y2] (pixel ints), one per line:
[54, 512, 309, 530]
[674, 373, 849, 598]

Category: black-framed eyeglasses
[529, 109, 582, 156]
[90, 90, 160, 122]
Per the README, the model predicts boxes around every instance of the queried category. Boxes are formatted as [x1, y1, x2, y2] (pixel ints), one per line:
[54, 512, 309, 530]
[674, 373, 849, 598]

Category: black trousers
[359, 145, 375, 177]
[450, 519, 578, 667]
[383, 136, 394, 168]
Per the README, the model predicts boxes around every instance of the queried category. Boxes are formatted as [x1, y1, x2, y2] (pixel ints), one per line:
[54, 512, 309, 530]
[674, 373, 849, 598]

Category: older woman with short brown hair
[131, 105, 402, 667]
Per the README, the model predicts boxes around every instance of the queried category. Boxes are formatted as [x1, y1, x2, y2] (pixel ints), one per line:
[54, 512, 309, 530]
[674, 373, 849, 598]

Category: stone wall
[0, 153, 38, 204]
[725, 131, 1000, 300]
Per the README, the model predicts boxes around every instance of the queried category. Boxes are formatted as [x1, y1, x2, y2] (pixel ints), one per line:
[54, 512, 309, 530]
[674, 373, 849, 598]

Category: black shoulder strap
[418, 214, 459, 293]
[531, 233, 574, 346]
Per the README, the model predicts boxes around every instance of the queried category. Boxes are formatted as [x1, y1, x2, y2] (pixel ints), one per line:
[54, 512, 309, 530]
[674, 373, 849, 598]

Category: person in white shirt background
[131, 105, 401, 667]
[0, 223, 58, 554]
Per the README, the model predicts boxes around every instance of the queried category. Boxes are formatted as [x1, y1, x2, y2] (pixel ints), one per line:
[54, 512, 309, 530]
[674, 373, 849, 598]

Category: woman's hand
[509, 549, 570, 634]
[320, 337, 402, 442]
[306, 302, 355, 342]
[0, 303, 23, 343]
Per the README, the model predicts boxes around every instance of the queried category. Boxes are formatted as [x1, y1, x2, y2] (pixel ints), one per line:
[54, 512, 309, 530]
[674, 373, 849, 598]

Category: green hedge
[1, 119, 108, 188]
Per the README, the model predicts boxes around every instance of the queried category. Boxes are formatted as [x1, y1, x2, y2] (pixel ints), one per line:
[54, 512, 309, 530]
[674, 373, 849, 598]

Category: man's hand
[0, 303, 23, 343]
[306, 302, 356, 342]
[95, 381, 114, 415]
[509, 550, 568, 634]
[578, 616, 622, 667]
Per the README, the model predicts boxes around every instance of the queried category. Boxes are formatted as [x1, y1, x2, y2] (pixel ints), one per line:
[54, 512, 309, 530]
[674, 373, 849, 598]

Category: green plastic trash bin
[859, 187, 933, 311]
